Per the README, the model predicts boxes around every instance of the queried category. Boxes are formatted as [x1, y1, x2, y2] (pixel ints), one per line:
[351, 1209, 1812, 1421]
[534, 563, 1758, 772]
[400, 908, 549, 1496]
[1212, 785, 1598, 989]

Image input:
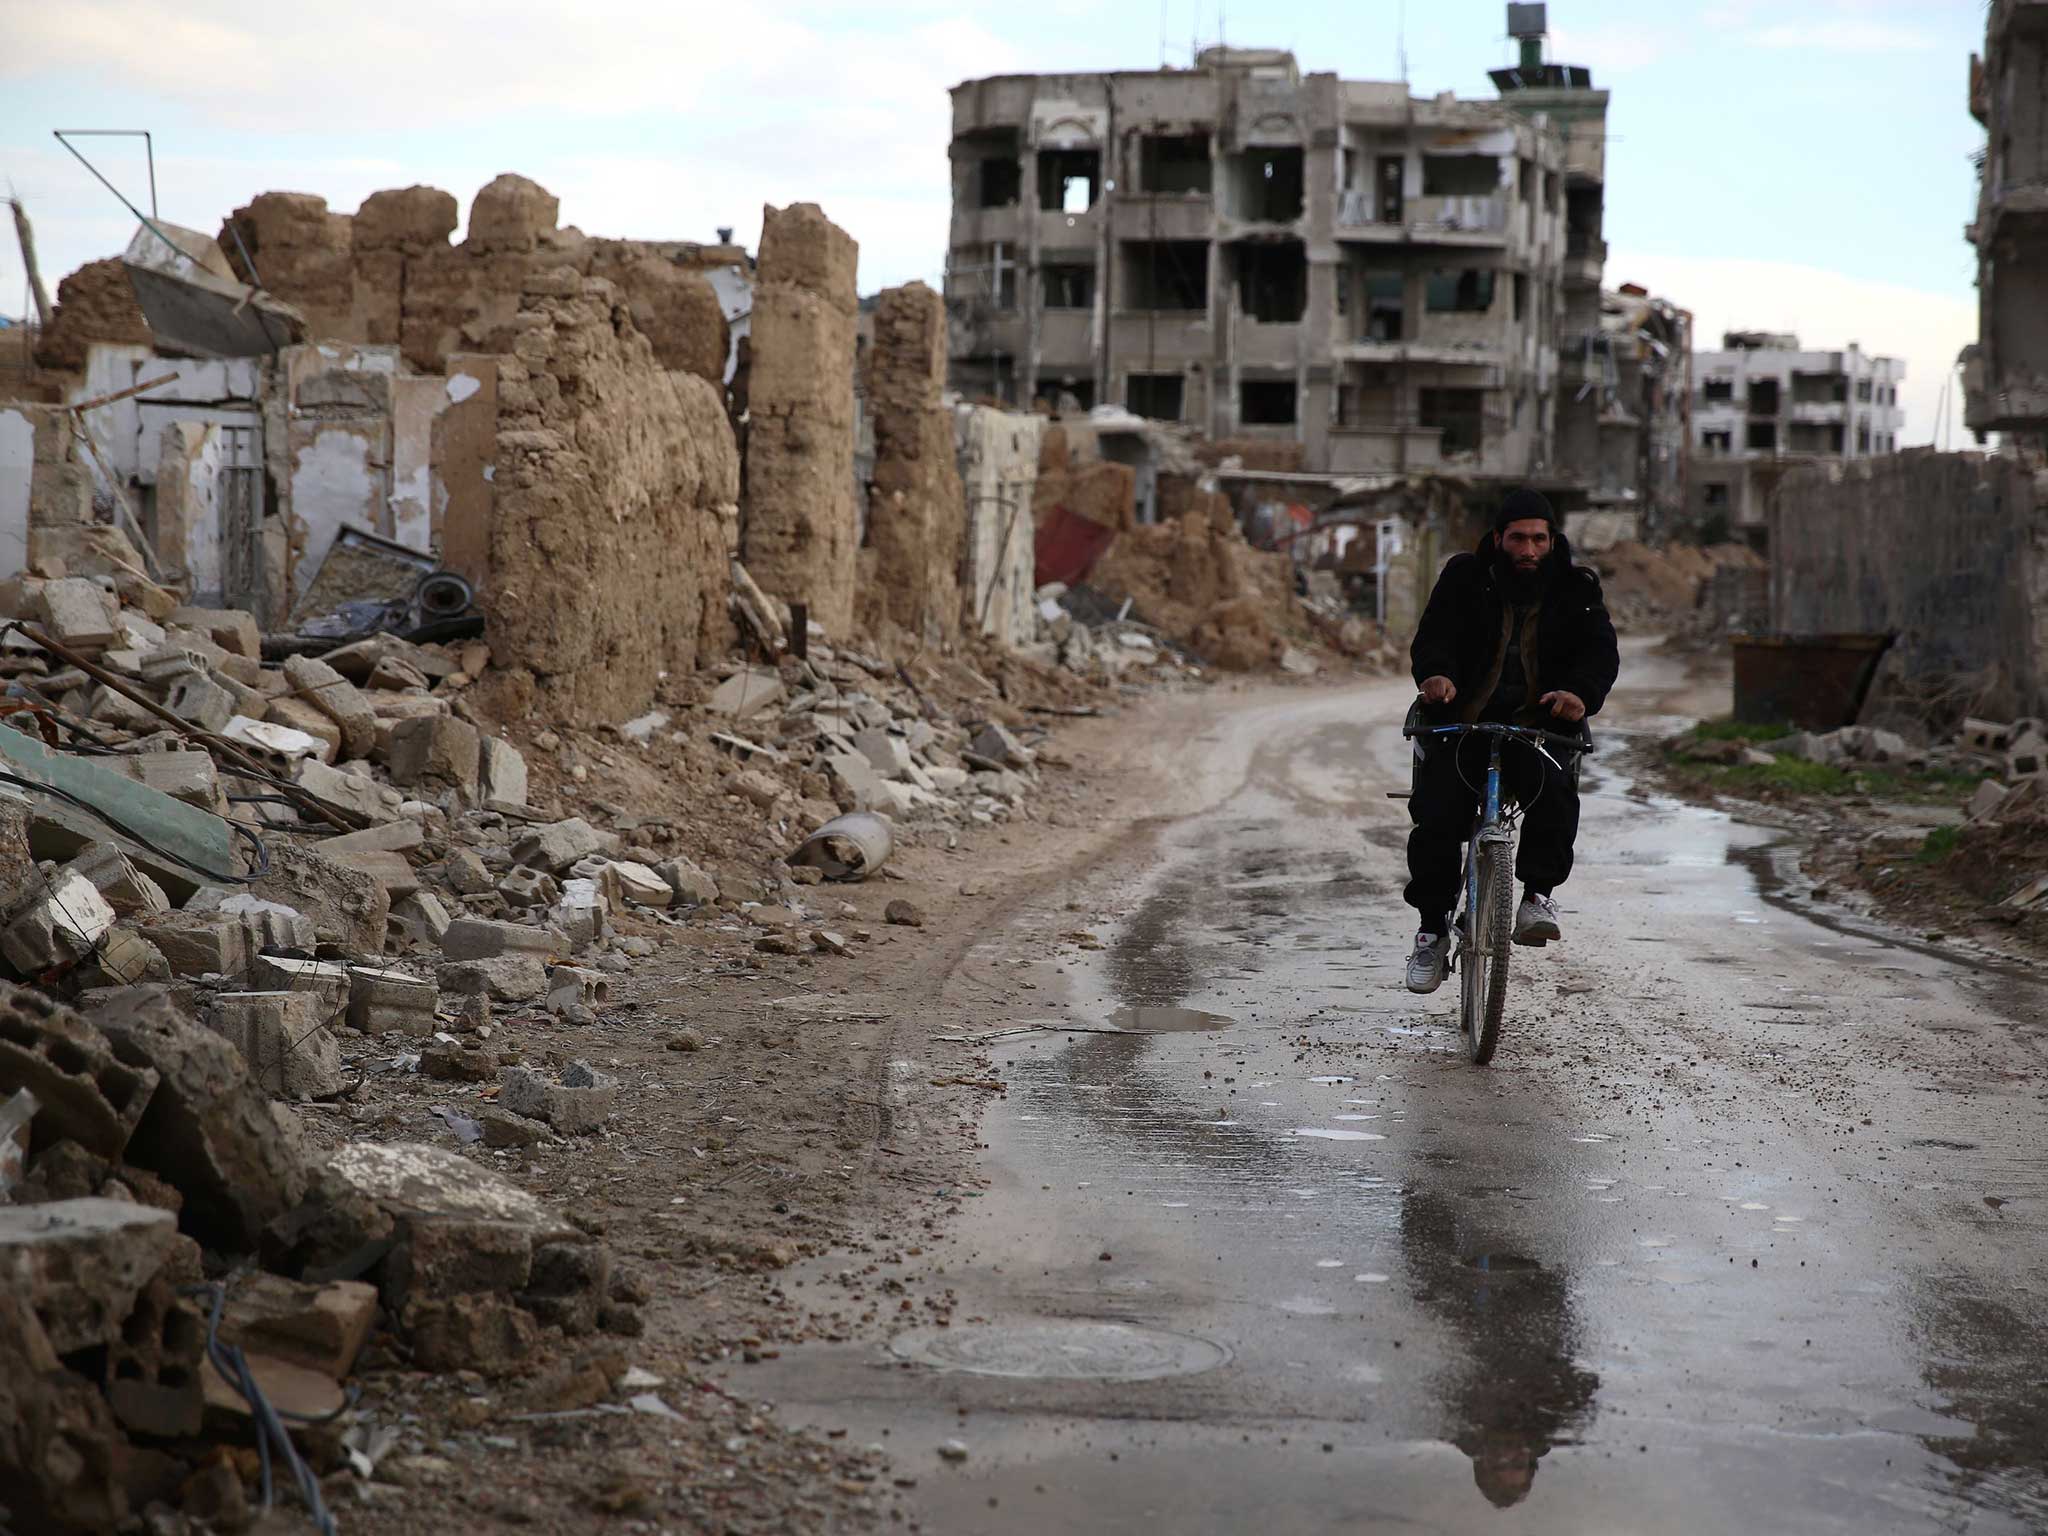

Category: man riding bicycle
[1405, 488, 1619, 994]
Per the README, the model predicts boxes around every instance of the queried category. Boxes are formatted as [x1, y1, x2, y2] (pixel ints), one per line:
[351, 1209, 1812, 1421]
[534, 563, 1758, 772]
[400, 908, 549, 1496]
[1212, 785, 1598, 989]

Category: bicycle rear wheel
[1470, 840, 1515, 1065]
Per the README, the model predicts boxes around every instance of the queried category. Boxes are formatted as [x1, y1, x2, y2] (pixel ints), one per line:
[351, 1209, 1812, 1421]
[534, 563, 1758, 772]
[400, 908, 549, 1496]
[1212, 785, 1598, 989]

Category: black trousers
[1404, 734, 1580, 934]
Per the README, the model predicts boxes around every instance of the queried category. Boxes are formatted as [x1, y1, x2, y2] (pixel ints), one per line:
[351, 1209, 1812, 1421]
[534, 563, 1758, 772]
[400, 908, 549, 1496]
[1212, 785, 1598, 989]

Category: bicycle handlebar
[1403, 720, 1595, 756]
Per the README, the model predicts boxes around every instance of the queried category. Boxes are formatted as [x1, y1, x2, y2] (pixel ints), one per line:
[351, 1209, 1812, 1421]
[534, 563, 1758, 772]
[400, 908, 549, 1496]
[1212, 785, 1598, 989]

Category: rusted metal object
[1731, 632, 1894, 731]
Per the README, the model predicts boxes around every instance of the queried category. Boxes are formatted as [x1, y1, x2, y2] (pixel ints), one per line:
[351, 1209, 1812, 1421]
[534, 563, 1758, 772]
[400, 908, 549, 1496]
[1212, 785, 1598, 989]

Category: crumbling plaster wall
[743, 203, 859, 635]
[861, 282, 966, 641]
[222, 177, 728, 386]
[1769, 451, 2047, 716]
[480, 271, 738, 727]
[956, 403, 1042, 649]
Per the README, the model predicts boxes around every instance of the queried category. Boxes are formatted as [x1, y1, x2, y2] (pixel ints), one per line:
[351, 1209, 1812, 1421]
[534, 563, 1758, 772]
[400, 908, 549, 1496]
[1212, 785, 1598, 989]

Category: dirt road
[742, 642, 2048, 1533]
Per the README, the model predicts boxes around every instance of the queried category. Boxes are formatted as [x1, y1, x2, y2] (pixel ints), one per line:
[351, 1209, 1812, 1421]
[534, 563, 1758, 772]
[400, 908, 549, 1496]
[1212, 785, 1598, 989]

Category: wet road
[752, 646, 2048, 1533]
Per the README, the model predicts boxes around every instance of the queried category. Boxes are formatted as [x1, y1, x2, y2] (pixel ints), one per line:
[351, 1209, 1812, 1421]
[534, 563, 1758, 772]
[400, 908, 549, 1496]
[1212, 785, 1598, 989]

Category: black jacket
[1410, 532, 1620, 723]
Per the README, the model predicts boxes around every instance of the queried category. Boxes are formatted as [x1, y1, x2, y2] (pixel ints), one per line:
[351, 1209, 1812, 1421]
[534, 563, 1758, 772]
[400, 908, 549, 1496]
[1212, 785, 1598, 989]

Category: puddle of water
[1355, 1272, 1390, 1284]
[1293, 1128, 1387, 1142]
[1464, 1253, 1543, 1273]
[1333, 1114, 1379, 1121]
[1315, 1259, 1346, 1268]
[891, 1321, 1229, 1381]
[1111, 1006, 1235, 1033]
[1307, 1075, 1356, 1084]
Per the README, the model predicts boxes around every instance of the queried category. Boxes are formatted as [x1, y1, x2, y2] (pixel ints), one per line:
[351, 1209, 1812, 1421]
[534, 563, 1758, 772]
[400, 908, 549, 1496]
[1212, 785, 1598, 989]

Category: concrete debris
[2, 868, 118, 974]
[442, 915, 570, 961]
[437, 955, 549, 1003]
[790, 811, 894, 881]
[0, 1197, 179, 1353]
[499, 1063, 615, 1135]
[206, 989, 344, 1100]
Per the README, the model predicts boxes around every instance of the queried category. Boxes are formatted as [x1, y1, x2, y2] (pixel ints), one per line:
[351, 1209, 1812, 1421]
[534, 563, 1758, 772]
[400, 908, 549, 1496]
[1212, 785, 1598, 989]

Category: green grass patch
[1667, 756, 1990, 807]
[1715, 758, 1853, 795]
[1689, 717, 1794, 742]
[1915, 825, 1963, 864]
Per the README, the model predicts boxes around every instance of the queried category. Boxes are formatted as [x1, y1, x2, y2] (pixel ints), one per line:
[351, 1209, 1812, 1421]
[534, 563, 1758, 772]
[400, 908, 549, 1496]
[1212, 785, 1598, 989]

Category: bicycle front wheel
[1470, 840, 1515, 1065]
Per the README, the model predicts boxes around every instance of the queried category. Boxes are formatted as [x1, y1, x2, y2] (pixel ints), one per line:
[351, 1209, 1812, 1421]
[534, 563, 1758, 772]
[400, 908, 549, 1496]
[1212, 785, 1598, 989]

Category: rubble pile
[30, 257, 153, 375]
[1086, 481, 1322, 671]
[1591, 539, 1765, 634]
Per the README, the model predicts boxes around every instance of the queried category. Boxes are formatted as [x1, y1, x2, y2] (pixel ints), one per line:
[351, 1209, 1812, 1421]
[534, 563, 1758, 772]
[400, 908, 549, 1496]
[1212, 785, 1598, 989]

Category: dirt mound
[1088, 489, 1311, 670]
[1592, 540, 1762, 633]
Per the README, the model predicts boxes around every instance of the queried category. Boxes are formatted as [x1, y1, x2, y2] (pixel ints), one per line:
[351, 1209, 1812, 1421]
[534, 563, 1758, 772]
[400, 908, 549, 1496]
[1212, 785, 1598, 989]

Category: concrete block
[498, 867, 560, 907]
[283, 654, 376, 760]
[441, 916, 570, 961]
[402, 1291, 539, 1377]
[37, 578, 118, 651]
[64, 841, 170, 917]
[511, 816, 608, 874]
[218, 1274, 378, 1379]
[440, 848, 493, 895]
[1967, 779, 2009, 820]
[550, 878, 609, 948]
[0, 983, 159, 1158]
[263, 695, 345, 758]
[479, 737, 528, 807]
[136, 911, 248, 978]
[499, 1064, 614, 1135]
[207, 991, 344, 1101]
[105, 750, 224, 812]
[91, 984, 310, 1250]
[391, 890, 452, 947]
[88, 684, 161, 731]
[345, 966, 438, 1036]
[164, 672, 235, 734]
[546, 965, 609, 1013]
[436, 955, 549, 1002]
[655, 856, 718, 905]
[210, 893, 317, 955]
[604, 859, 672, 908]
[709, 667, 785, 717]
[78, 925, 171, 988]
[293, 757, 404, 822]
[250, 953, 353, 1014]
[0, 1197, 178, 1353]
[385, 714, 481, 795]
[968, 721, 1034, 769]
[318, 820, 425, 858]
[852, 728, 914, 778]
[167, 606, 261, 659]
[3, 868, 119, 973]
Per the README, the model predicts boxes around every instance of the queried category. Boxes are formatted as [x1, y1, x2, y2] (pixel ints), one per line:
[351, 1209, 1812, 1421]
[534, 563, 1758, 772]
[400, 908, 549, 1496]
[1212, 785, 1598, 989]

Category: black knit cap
[1494, 486, 1558, 533]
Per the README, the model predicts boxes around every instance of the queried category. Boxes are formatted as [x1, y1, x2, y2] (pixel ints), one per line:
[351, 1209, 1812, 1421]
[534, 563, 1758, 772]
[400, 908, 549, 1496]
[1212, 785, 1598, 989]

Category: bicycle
[1397, 717, 1594, 1065]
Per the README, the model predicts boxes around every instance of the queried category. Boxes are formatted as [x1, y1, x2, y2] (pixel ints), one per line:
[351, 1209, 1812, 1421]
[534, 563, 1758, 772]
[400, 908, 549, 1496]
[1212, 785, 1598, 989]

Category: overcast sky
[0, 0, 1986, 442]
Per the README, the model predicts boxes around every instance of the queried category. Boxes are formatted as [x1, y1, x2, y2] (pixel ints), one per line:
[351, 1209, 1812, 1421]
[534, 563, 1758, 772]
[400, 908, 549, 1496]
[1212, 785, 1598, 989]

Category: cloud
[1606, 247, 1977, 447]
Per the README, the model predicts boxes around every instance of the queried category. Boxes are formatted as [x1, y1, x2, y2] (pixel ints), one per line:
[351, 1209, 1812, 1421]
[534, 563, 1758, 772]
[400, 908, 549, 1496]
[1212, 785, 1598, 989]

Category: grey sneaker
[1514, 893, 1561, 946]
[1406, 931, 1449, 994]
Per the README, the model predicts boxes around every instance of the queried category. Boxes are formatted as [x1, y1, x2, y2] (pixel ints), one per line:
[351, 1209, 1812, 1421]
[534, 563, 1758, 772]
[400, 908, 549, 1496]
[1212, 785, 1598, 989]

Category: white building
[1688, 331, 1905, 542]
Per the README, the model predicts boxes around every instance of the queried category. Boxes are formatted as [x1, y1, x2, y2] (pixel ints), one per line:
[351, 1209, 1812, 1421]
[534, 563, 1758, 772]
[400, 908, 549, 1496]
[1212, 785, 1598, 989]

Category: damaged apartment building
[1962, 0, 2048, 451]
[943, 4, 1616, 490]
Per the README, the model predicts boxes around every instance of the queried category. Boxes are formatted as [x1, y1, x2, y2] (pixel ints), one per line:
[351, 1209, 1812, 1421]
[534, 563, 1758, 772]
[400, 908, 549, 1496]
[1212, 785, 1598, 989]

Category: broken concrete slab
[442, 915, 571, 962]
[403, 1291, 540, 1377]
[207, 991, 344, 1101]
[709, 666, 785, 718]
[479, 736, 528, 808]
[218, 1274, 378, 1379]
[237, 838, 390, 954]
[250, 953, 353, 1013]
[293, 758, 404, 823]
[391, 890, 452, 947]
[436, 955, 548, 1002]
[655, 855, 719, 905]
[604, 859, 672, 908]
[37, 577, 119, 652]
[102, 750, 224, 814]
[328, 1138, 576, 1236]
[282, 653, 377, 760]
[0, 728, 236, 906]
[63, 841, 170, 917]
[166, 605, 260, 659]
[0, 985, 159, 1159]
[222, 713, 332, 772]
[2, 868, 118, 974]
[511, 816, 609, 874]
[91, 985, 310, 1250]
[968, 721, 1035, 769]
[0, 1197, 178, 1353]
[263, 695, 345, 759]
[134, 909, 248, 979]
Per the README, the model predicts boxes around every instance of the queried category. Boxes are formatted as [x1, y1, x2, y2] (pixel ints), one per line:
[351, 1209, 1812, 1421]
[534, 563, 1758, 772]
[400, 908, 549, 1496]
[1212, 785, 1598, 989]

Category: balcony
[1335, 191, 1509, 247]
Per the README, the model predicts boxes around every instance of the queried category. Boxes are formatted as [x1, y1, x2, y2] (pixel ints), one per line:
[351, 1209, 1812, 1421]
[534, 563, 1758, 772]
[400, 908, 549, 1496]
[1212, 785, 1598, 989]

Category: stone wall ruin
[861, 282, 966, 642]
[479, 271, 738, 727]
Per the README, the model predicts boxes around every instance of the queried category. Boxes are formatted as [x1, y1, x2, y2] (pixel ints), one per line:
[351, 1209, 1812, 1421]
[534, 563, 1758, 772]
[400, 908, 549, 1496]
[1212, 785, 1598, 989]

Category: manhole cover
[889, 1321, 1228, 1381]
